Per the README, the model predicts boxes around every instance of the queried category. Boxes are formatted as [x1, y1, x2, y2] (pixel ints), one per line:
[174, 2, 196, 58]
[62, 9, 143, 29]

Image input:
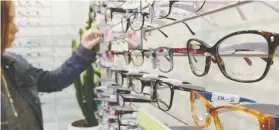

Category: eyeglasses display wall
[96, 0, 279, 130]
[7, 0, 83, 70]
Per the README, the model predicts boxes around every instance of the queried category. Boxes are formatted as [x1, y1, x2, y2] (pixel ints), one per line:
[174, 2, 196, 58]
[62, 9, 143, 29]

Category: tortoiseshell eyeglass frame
[186, 30, 279, 83]
[190, 91, 279, 130]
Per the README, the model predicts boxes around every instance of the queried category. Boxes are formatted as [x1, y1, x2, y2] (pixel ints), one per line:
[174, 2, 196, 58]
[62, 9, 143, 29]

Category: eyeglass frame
[153, 79, 206, 111]
[189, 91, 278, 130]
[151, 47, 189, 73]
[128, 75, 168, 94]
[105, 8, 137, 24]
[123, 49, 150, 66]
[149, 0, 205, 20]
[186, 30, 279, 83]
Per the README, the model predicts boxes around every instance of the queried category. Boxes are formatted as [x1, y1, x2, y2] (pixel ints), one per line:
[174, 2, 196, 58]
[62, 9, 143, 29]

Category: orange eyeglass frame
[190, 91, 277, 130]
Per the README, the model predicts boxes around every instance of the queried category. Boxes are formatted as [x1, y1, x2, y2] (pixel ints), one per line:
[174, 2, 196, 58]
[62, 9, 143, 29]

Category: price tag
[211, 93, 240, 104]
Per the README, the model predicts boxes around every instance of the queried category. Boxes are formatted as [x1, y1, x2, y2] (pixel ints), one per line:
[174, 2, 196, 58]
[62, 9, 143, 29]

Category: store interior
[4, 0, 279, 130]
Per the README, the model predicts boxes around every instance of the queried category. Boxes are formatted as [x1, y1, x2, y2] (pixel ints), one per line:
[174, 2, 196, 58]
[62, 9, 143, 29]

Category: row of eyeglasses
[105, 29, 279, 83]
[96, 64, 279, 130]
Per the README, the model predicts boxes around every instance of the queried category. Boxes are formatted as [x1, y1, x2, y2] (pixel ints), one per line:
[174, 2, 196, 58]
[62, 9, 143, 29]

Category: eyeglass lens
[130, 50, 144, 66]
[129, 13, 144, 31]
[217, 33, 268, 81]
[155, 48, 172, 72]
[131, 78, 142, 93]
[156, 82, 171, 111]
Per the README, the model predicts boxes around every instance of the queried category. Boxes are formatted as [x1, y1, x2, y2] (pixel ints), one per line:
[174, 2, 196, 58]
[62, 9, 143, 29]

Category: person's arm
[36, 28, 100, 92]
[33, 44, 96, 93]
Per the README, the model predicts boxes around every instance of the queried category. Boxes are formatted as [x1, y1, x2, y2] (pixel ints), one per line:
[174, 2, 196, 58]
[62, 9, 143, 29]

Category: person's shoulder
[3, 51, 32, 72]
[3, 51, 26, 61]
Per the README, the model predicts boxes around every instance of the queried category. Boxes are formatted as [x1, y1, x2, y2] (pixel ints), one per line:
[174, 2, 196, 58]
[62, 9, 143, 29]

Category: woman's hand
[81, 28, 101, 50]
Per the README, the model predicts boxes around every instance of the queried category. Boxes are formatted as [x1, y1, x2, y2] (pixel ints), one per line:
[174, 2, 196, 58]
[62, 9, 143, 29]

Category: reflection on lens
[193, 98, 208, 126]
[131, 79, 142, 93]
[156, 82, 171, 111]
[217, 108, 260, 130]
[153, 1, 170, 18]
[105, 9, 112, 22]
[155, 48, 172, 72]
[218, 34, 268, 81]
[121, 16, 128, 32]
[188, 40, 206, 76]
[131, 50, 144, 66]
[129, 13, 143, 31]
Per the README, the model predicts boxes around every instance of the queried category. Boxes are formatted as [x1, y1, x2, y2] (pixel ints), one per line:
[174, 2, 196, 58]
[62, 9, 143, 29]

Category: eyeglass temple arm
[146, 25, 168, 38]
[173, 84, 206, 92]
[200, 91, 257, 104]
[233, 49, 273, 65]
[165, 17, 195, 35]
[123, 96, 151, 103]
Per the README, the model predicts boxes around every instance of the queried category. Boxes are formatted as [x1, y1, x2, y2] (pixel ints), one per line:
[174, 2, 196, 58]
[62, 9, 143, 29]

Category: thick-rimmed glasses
[115, 70, 147, 86]
[150, 47, 188, 73]
[105, 8, 137, 24]
[128, 74, 167, 94]
[123, 49, 150, 66]
[153, 78, 205, 111]
[189, 91, 279, 130]
[115, 70, 128, 86]
[186, 30, 279, 83]
[121, 12, 148, 32]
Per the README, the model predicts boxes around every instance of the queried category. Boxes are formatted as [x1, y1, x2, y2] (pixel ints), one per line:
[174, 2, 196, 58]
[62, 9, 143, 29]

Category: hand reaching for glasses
[81, 28, 101, 50]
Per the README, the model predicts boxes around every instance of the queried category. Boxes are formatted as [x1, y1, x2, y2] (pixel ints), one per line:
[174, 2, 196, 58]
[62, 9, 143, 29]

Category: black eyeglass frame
[105, 8, 137, 24]
[154, 79, 205, 111]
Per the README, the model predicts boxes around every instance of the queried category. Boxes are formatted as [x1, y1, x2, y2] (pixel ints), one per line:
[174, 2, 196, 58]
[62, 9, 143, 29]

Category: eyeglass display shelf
[99, 76, 201, 130]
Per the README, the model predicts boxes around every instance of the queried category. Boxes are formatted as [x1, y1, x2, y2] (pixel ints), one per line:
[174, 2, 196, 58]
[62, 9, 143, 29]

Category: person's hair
[1, 1, 13, 54]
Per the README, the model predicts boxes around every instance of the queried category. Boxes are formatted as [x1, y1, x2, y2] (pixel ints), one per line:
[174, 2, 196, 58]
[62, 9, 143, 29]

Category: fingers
[90, 36, 101, 45]
[85, 28, 100, 38]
